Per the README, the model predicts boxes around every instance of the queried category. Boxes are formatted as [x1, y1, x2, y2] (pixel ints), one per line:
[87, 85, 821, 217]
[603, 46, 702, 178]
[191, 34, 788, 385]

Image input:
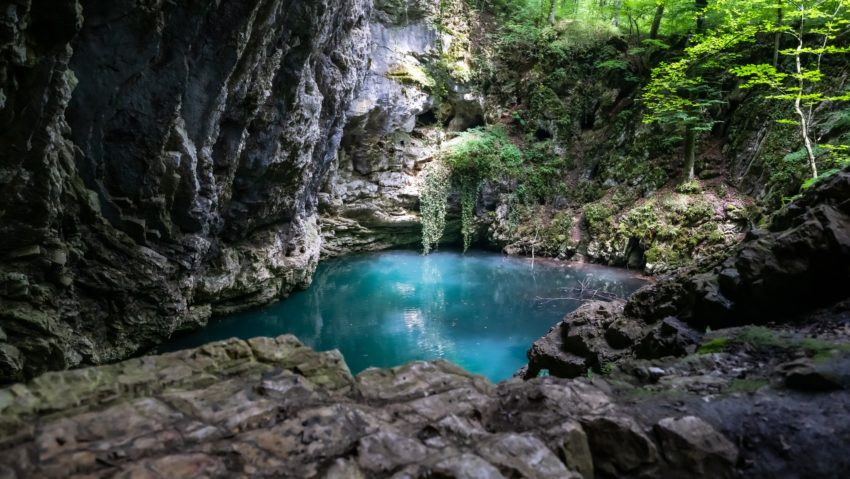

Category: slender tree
[696, 0, 709, 33]
[773, 1, 784, 67]
[644, 17, 759, 181]
[650, 1, 666, 39]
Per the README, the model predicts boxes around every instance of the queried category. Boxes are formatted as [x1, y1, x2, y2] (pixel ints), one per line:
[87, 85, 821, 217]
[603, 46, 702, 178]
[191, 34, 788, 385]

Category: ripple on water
[162, 249, 648, 381]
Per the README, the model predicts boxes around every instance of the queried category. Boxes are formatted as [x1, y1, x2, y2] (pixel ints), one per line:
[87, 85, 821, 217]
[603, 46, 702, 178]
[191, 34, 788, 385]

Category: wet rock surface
[0, 335, 749, 479]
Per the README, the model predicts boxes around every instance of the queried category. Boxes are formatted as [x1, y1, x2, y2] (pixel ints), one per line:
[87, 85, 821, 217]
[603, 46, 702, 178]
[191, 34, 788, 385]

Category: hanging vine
[420, 126, 522, 254]
[459, 180, 480, 252]
[420, 161, 451, 254]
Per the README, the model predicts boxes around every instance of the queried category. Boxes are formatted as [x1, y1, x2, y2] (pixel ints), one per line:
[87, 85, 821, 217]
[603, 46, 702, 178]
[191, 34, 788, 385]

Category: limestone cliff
[319, 0, 482, 257]
[0, 0, 371, 381]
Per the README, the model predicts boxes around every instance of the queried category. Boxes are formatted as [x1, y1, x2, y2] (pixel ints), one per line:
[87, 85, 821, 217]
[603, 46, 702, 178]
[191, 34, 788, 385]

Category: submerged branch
[535, 280, 624, 305]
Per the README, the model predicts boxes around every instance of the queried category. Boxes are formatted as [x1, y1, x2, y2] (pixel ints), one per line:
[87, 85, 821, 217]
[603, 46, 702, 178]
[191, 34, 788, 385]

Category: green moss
[619, 202, 659, 242]
[681, 200, 714, 226]
[800, 338, 850, 362]
[529, 84, 571, 136]
[727, 378, 769, 393]
[676, 179, 703, 194]
[701, 327, 850, 361]
[737, 326, 787, 349]
[570, 180, 602, 204]
[601, 154, 668, 194]
[626, 385, 688, 401]
[542, 210, 574, 249]
[386, 60, 436, 89]
[698, 337, 730, 354]
[612, 188, 639, 210]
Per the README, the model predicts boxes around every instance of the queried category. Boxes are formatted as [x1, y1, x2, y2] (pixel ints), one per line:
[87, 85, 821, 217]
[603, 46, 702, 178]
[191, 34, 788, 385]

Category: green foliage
[444, 129, 516, 251]
[583, 202, 613, 235]
[483, 0, 730, 41]
[641, 27, 749, 134]
[521, 143, 572, 202]
[422, 0, 849, 258]
[728, 0, 850, 179]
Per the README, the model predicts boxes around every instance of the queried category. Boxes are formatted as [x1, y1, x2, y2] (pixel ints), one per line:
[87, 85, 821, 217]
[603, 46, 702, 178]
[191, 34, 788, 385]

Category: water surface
[163, 250, 647, 381]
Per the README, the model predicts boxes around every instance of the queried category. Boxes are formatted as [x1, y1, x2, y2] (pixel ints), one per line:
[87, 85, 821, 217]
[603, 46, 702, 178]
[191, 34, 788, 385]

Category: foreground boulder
[0, 335, 751, 479]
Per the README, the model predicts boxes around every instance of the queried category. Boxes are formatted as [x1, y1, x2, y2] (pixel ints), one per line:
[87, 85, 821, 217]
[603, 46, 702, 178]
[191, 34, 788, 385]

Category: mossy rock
[386, 58, 436, 89]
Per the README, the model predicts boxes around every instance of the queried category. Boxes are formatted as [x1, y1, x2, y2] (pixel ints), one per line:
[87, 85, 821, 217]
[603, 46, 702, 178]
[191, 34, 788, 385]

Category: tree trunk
[683, 125, 697, 181]
[696, 0, 708, 33]
[548, 0, 557, 25]
[794, 38, 818, 178]
[612, 0, 622, 27]
[650, 4, 664, 39]
[773, 5, 783, 67]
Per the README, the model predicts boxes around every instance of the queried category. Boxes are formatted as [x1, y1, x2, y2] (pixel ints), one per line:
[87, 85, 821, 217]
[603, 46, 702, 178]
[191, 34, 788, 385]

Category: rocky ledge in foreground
[0, 334, 755, 479]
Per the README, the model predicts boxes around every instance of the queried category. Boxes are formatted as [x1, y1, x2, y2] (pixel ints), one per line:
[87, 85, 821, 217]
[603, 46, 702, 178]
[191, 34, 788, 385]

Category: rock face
[0, 0, 371, 381]
[319, 0, 478, 256]
[0, 335, 745, 479]
[627, 167, 850, 328]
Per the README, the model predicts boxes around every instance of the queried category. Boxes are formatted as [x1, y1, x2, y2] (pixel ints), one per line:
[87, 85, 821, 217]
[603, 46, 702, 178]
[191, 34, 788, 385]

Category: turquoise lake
[162, 250, 648, 381]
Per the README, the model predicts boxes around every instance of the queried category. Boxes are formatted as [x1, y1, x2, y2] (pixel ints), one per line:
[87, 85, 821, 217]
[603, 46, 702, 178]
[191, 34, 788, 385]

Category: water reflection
[162, 249, 648, 381]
